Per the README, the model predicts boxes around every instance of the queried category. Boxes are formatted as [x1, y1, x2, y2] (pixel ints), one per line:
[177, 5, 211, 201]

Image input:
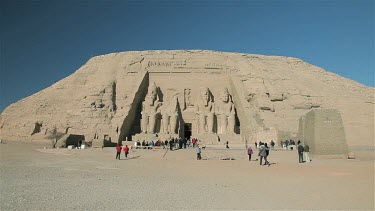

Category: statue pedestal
[132, 134, 159, 142]
[132, 133, 180, 142]
[195, 134, 219, 145]
[158, 134, 179, 141]
[217, 134, 243, 144]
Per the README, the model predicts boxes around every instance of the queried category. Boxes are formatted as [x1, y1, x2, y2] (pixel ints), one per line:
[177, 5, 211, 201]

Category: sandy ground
[0, 141, 374, 210]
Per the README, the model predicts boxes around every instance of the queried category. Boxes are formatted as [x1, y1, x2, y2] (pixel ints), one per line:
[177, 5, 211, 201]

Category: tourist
[247, 146, 253, 161]
[116, 144, 122, 160]
[255, 141, 258, 149]
[259, 143, 268, 166]
[192, 138, 197, 147]
[124, 145, 129, 158]
[297, 143, 304, 163]
[169, 140, 173, 151]
[264, 143, 270, 165]
[297, 140, 301, 145]
[226, 141, 229, 149]
[285, 140, 289, 149]
[270, 140, 275, 150]
[164, 140, 168, 149]
[134, 141, 138, 149]
[196, 145, 202, 160]
[183, 138, 187, 149]
[304, 143, 311, 163]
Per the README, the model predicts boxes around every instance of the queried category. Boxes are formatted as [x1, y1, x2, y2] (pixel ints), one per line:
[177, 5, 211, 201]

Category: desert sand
[0, 141, 374, 210]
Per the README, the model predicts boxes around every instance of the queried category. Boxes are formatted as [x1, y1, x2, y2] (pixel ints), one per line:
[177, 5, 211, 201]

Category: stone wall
[298, 109, 349, 155]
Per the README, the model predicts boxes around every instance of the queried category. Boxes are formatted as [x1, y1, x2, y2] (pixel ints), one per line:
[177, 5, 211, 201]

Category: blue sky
[1, 0, 374, 112]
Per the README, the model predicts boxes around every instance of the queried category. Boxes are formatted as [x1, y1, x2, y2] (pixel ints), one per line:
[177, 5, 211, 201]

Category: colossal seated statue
[141, 83, 162, 134]
[217, 88, 236, 134]
[161, 95, 179, 134]
[195, 87, 215, 134]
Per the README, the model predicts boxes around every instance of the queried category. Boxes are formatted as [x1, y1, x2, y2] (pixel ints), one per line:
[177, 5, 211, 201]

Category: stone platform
[132, 133, 179, 142]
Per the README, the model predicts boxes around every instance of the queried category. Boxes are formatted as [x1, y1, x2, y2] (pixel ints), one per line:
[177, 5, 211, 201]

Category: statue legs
[141, 113, 148, 133]
[170, 114, 178, 134]
[162, 113, 169, 134]
[207, 112, 214, 134]
[228, 114, 235, 134]
[221, 114, 228, 134]
[199, 114, 206, 134]
[149, 113, 156, 134]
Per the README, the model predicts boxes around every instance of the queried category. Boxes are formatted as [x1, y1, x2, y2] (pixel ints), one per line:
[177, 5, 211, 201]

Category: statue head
[200, 87, 211, 106]
[147, 82, 158, 106]
[220, 88, 231, 103]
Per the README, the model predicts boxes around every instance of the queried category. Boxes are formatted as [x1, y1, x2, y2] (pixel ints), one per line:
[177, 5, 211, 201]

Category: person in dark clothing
[116, 144, 122, 160]
[165, 140, 169, 149]
[264, 143, 270, 165]
[255, 141, 258, 149]
[169, 139, 173, 151]
[297, 143, 304, 163]
[179, 138, 183, 149]
[259, 143, 268, 166]
[226, 141, 229, 149]
[270, 140, 275, 150]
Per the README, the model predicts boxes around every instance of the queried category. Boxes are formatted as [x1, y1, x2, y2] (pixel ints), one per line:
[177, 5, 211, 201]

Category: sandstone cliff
[0, 50, 373, 149]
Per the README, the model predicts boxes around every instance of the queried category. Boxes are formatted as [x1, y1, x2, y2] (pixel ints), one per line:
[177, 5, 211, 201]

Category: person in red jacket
[116, 144, 122, 160]
[124, 145, 129, 158]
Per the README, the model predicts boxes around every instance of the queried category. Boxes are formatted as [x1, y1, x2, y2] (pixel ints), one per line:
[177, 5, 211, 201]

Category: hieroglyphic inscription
[205, 63, 228, 69]
[147, 60, 186, 67]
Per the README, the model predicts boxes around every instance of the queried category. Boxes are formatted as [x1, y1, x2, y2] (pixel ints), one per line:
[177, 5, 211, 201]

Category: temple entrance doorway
[184, 123, 192, 139]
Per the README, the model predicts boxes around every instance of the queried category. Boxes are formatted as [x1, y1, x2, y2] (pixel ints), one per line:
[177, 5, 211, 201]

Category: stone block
[348, 152, 355, 159]
[298, 109, 348, 156]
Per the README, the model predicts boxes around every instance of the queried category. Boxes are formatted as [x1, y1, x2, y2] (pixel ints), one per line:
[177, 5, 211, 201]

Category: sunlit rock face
[0, 50, 373, 148]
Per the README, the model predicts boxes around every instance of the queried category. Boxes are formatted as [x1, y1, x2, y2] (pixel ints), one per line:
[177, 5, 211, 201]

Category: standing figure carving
[184, 88, 193, 110]
[162, 95, 179, 134]
[195, 87, 215, 134]
[217, 88, 236, 134]
[141, 83, 162, 134]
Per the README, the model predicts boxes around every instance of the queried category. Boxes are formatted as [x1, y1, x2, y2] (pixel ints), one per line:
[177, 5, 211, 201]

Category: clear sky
[1, 0, 374, 112]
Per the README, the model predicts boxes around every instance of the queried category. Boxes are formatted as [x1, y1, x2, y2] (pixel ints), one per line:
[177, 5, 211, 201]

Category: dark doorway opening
[184, 123, 192, 139]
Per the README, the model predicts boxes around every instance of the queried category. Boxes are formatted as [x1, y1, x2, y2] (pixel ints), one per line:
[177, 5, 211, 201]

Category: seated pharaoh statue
[141, 83, 162, 134]
[161, 95, 179, 134]
[195, 87, 215, 134]
[216, 88, 236, 134]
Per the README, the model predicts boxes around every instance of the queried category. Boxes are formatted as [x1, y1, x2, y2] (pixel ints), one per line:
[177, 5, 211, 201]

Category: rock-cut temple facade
[0, 50, 373, 149]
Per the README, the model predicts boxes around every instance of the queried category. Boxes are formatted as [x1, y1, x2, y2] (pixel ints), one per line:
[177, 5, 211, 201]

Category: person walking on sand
[226, 141, 229, 149]
[196, 145, 202, 160]
[116, 144, 122, 160]
[297, 143, 304, 163]
[303, 143, 311, 163]
[264, 143, 270, 165]
[259, 143, 268, 166]
[124, 145, 129, 158]
[247, 146, 253, 161]
[255, 141, 258, 149]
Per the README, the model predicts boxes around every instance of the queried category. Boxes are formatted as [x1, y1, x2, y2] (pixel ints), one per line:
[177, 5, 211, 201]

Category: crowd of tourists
[116, 137, 311, 164]
[132, 137, 201, 151]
